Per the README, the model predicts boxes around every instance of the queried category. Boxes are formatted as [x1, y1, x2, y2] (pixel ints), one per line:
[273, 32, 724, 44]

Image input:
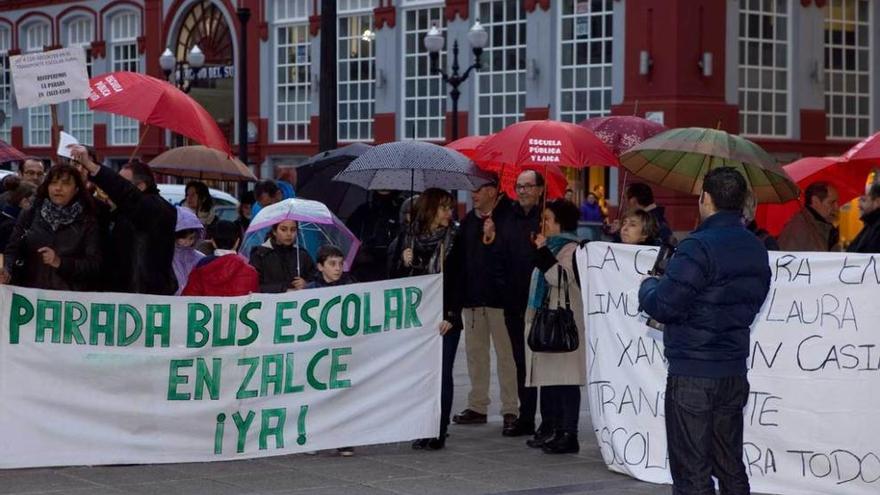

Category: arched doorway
[173, 0, 235, 145]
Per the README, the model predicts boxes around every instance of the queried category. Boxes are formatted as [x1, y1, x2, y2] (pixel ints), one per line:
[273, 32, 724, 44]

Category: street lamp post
[159, 46, 205, 148]
[424, 21, 488, 142]
[159, 46, 206, 94]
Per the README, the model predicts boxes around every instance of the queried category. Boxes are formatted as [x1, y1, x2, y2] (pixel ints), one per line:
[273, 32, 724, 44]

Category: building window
[0, 28, 11, 144]
[25, 23, 52, 147]
[559, 0, 613, 123]
[476, 0, 526, 135]
[402, 7, 446, 141]
[338, 13, 375, 141]
[738, 0, 790, 138]
[109, 11, 140, 145]
[66, 17, 94, 145]
[275, 0, 311, 143]
[338, 0, 379, 14]
[825, 0, 871, 139]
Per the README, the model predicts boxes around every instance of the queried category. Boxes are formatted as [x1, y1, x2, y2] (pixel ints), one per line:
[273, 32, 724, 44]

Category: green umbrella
[620, 127, 799, 203]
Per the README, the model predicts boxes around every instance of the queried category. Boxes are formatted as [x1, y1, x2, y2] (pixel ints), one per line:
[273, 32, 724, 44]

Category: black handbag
[527, 265, 579, 353]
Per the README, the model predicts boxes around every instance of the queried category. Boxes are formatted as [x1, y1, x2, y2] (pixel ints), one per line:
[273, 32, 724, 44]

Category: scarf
[405, 223, 455, 275]
[528, 232, 580, 310]
[40, 200, 83, 232]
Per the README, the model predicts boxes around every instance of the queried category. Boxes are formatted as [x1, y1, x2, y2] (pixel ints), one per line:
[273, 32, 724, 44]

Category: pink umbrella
[579, 116, 668, 155]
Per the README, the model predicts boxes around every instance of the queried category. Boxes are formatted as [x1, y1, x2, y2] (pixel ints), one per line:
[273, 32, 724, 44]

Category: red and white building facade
[0, 0, 876, 227]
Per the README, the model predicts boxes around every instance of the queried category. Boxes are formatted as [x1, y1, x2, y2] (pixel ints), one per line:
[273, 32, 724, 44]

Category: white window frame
[556, 0, 614, 123]
[400, 5, 447, 141]
[738, 0, 792, 139]
[65, 16, 94, 145]
[108, 10, 141, 146]
[274, 1, 312, 143]
[337, 12, 376, 142]
[824, 0, 873, 140]
[474, 0, 527, 136]
[24, 22, 52, 147]
[337, 0, 379, 15]
[0, 27, 11, 144]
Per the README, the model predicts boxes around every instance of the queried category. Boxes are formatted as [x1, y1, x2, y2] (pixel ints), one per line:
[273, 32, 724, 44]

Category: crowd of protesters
[0, 148, 878, 469]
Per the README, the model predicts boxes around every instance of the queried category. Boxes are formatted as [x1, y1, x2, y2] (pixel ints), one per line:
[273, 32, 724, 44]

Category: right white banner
[577, 242, 880, 495]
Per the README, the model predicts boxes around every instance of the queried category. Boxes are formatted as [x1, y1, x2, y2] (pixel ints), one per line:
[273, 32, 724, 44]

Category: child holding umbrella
[249, 219, 316, 292]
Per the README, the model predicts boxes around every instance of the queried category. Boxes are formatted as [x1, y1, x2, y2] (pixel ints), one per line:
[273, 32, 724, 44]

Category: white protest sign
[57, 131, 79, 158]
[0, 275, 443, 468]
[10, 47, 91, 109]
[578, 242, 880, 495]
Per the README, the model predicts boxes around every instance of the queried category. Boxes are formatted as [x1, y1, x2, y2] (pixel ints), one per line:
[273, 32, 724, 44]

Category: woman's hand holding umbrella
[402, 248, 414, 267]
[289, 277, 307, 291]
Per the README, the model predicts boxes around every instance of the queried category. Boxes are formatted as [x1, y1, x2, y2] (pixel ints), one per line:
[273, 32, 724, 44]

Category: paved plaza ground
[0, 339, 679, 495]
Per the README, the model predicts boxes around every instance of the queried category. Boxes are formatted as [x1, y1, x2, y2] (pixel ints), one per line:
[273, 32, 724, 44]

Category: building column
[523, 1, 553, 120]
[792, 3, 827, 142]
[372, 3, 398, 143]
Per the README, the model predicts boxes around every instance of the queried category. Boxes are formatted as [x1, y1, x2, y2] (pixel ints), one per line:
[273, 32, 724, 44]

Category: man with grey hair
[778, 181, 840, 251]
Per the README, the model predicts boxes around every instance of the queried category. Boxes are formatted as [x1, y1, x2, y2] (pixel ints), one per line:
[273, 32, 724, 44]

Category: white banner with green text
[0, 275, 442, 468]
[578, 242, 880, 495]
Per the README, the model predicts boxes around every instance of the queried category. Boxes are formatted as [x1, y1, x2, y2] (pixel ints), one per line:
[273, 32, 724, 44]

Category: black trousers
[504, 309, 537, 424]
[539, 385, 580, 434]
[665, 374, 750, 495]
[439, 329, 461, 437]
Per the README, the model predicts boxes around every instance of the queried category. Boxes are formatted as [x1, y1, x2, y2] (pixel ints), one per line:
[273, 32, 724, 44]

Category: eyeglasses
[515, 183, 538, 191]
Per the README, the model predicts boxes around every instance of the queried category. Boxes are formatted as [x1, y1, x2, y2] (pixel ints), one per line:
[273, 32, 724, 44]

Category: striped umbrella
[0, 139, 27, 163]
[620, 127, 799, 203]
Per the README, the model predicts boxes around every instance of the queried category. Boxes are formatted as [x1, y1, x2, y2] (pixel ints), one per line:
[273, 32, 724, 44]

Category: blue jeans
[665, 375, 750, 495]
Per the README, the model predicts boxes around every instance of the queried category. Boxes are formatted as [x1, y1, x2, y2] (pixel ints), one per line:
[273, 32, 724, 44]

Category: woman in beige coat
[525, 199, 585, 454]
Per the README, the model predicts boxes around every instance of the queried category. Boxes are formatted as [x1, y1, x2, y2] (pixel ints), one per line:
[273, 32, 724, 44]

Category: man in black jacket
[639, 168, 771, 495]
[70, 146, 178, 295]
[493, 170, 544, 437]
[848, 183, 880, 253]
[452, 180, 519, 430]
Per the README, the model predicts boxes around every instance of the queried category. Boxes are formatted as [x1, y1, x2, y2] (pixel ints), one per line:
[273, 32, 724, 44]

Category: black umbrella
[295, 144, 373, 221]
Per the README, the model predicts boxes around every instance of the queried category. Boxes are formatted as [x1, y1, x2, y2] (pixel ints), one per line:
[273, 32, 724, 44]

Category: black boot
[542, 432, 579, 454]
[526, 423, 557, 449]
[411, 438, 430, 450]
[502, 418, 535, 437]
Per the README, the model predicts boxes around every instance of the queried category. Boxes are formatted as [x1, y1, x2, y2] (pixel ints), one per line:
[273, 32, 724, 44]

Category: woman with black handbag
[524, 199, 585, 454]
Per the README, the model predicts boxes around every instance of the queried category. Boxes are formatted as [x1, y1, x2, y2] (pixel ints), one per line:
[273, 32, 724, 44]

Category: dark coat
[747, 220, 780, 251]
[848, 209, 880, 253]
[648, 205, 676, 246]
[249, 240, 316, 293]
[0, 205, 21, 252]
[388, 224, 463, 330]
[638, 211, 771, 378]
[347, 194, 403, 282]
[492, 198, 541, 313]
[91, 167, 178, 295]
[305, 273, 356, 289]
[458, 201, 510, 308]
[4, 200, 102, 291]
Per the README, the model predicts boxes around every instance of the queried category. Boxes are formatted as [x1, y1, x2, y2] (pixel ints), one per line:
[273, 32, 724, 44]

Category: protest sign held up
[0, 275, 443, 469]
[9, 47, 91, 109]
[578, 242, 880, 495]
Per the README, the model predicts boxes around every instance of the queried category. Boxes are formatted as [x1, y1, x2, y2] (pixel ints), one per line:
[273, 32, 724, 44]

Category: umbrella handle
[127, 124, 151, 164]
[295, 231, 301, 278]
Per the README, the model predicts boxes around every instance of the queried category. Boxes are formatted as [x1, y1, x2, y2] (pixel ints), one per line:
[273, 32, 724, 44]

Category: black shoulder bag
[527, 265, 579, 353]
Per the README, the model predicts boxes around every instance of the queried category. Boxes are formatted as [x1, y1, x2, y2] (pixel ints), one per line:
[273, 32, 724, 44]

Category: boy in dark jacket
[305, 245, 355, 289]
[639, 168, 771, 495]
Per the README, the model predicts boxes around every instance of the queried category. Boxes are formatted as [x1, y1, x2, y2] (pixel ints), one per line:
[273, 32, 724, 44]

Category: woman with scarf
[249, 219, 316, 292]
[524, 199, 585, 455]
[389, 188, 463, 450]
[173, 206, 206, 295]
[1, 164, 101, 291]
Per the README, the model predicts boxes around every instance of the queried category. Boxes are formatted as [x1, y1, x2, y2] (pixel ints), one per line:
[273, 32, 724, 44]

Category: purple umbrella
[579, 116, 668, 155]
[240, 198, 360, 272]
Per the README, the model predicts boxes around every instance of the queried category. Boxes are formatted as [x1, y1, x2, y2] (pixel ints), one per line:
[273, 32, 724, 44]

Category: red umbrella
[755, 156, 875, 235]
[446, 135, 568, 199]
[472, 120, 619, 170]
[843, 130, 880, 163]
[0, 139, 27, 163]
[447, 134, 491, 159]
[579, 115, 668, 155]
[87, 72, 231, 155]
